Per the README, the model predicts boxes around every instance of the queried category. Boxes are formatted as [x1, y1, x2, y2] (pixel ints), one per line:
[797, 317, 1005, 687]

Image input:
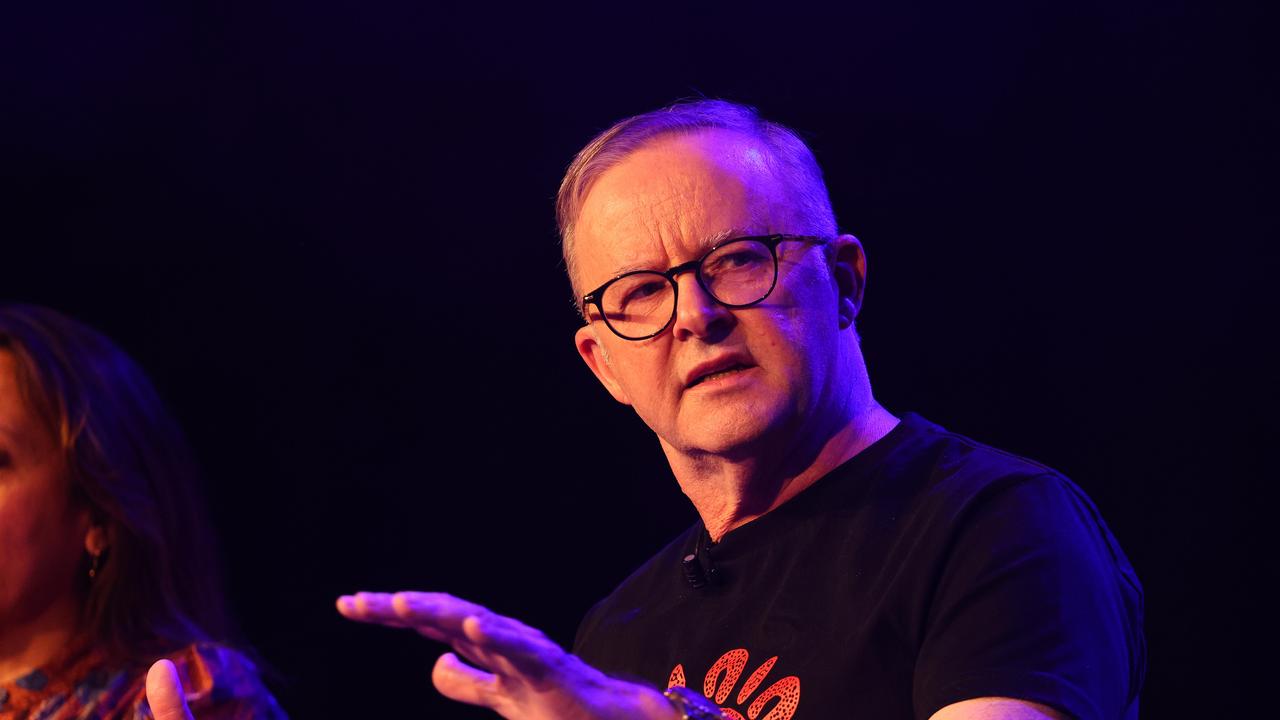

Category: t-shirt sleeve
[912, 474, 1145, 720]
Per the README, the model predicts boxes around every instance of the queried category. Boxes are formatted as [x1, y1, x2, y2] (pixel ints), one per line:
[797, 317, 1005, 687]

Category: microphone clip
[682, 529, 721, 589]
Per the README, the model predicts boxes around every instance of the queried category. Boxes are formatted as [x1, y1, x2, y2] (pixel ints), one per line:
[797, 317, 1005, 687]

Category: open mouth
[689, 363, 752, 388]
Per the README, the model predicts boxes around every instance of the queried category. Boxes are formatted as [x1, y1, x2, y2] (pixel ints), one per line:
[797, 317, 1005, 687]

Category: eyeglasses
[581, 234, 829, 341]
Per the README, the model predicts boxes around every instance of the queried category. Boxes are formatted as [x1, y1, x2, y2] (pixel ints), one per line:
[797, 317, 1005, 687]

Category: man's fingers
[461, 614, 561, 682]
[338, 591, 517, 646]
[336, 592, 416, 629]
[146, 660, 194, 720]
[447, 637, 499, 673]
[392, 591, 494, 629]
[337, 593, 442, 639]
[339, 591, 569, 691]
[337, 591, 485, 632]
[431, 652, 501, 708]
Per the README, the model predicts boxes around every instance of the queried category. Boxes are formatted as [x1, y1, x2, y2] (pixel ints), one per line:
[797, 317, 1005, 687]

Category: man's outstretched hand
[146, 659, 195, 720]
[337, 591, 677, 720]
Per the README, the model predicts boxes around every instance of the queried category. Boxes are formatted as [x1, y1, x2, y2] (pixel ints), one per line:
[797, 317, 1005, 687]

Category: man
[152, 100, 1144, 719]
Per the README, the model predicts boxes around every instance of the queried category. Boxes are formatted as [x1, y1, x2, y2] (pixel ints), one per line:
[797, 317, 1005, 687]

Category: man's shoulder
[891, 413, 1063, 478]
[871, 413, 1077, 505]
[821, 413, 1128, 565]
[890, 413, 1142, 600]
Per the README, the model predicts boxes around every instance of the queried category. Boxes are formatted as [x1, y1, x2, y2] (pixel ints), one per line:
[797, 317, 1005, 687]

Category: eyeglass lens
[600, 238, 777, 339]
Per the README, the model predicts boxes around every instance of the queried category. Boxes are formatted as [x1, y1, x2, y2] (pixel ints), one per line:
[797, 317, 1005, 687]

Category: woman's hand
[146, 659, 194, 720]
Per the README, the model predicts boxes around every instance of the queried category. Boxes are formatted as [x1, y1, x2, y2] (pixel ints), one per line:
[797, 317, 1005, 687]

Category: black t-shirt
[573, 414, 1144, 720]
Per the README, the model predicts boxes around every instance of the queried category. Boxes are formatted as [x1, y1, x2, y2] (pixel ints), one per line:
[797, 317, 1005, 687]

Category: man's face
[573, 129, 862, 461]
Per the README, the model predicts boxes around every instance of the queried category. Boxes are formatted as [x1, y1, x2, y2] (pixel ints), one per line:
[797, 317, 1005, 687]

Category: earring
[88, 551, 102, 580]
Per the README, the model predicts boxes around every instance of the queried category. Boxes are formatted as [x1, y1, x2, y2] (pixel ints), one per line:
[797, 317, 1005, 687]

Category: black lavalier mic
[683, 528, 720, 589]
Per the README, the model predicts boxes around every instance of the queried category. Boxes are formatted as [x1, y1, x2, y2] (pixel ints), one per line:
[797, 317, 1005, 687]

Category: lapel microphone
[682, 527, 721, 589]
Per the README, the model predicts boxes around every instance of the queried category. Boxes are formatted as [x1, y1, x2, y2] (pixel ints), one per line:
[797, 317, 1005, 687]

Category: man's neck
[667, 402, 899, 541]
[0, 594, 82, 684]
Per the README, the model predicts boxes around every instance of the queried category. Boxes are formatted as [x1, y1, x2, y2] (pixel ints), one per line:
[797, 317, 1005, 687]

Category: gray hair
[556, 99, 838, 307]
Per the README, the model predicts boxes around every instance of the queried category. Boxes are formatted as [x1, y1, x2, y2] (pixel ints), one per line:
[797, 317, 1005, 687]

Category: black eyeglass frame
[581, 234, 830, 341]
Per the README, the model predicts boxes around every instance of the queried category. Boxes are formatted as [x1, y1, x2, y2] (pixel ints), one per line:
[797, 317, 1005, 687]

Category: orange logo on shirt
[668, 648, 800, 719]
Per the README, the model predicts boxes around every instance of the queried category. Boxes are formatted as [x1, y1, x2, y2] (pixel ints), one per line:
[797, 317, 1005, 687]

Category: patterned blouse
[0, 642, 285, 719]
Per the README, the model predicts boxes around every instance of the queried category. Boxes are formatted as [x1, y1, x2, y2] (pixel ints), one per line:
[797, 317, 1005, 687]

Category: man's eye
[620, 281, 666, 305]
[709, 250, 768, 272]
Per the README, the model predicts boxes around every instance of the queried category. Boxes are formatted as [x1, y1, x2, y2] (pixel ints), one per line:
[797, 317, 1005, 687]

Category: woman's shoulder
[2, 640, 287, 720]
[157, 642, 287, 719]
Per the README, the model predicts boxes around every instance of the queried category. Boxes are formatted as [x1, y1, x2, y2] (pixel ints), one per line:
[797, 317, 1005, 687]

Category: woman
[0, 304, 283, 719]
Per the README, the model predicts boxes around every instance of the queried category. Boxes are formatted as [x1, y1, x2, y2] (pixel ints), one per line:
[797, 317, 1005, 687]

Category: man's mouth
[688, 363, 752, 388]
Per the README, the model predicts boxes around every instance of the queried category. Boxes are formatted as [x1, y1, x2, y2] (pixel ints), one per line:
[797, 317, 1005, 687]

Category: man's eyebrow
[606, 228, 755, 277]
[700, 228, 751, 248]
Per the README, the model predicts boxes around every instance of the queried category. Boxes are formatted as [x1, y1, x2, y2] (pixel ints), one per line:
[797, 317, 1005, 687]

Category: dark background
[3, 0, 1274, 716]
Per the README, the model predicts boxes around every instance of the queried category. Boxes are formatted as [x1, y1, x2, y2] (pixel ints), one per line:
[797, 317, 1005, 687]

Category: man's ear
[575, 325, 633, 405]
[830, 234, 867, 329]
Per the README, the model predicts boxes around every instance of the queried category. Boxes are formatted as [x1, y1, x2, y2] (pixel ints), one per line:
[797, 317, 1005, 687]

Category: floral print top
[0, 642, 285, 719]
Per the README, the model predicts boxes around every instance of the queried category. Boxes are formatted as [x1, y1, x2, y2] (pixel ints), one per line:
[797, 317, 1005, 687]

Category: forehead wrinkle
[576, 131, 787, 286]
[605, 226, 756, 277]
[586, 175, 692, 276]
[595, 193, 672, 276]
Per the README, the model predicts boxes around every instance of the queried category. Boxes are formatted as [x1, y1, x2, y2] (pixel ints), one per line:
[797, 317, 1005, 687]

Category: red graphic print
[704, 649, 750, 703]
[736, 655, 776, 705]
[668, 649, 800, 719]
[747, 675, 800, 719]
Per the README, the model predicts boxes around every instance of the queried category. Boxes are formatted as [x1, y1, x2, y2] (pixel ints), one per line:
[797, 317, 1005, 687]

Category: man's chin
[667, 414, 780, 459]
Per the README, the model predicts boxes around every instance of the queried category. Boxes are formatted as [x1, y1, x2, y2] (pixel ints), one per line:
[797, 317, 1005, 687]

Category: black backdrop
[3, 0, 1274, 717]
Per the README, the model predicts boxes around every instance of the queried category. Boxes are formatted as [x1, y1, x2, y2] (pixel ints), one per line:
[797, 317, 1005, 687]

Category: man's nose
[671, 274, 734, 342]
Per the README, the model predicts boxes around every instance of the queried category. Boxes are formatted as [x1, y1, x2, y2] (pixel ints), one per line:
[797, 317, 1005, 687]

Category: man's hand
[146, 659, 195, 720]
[337, 591, 679, 720]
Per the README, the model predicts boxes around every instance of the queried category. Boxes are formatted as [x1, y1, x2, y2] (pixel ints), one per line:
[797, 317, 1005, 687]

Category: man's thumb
[146, 659, 195, 720]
